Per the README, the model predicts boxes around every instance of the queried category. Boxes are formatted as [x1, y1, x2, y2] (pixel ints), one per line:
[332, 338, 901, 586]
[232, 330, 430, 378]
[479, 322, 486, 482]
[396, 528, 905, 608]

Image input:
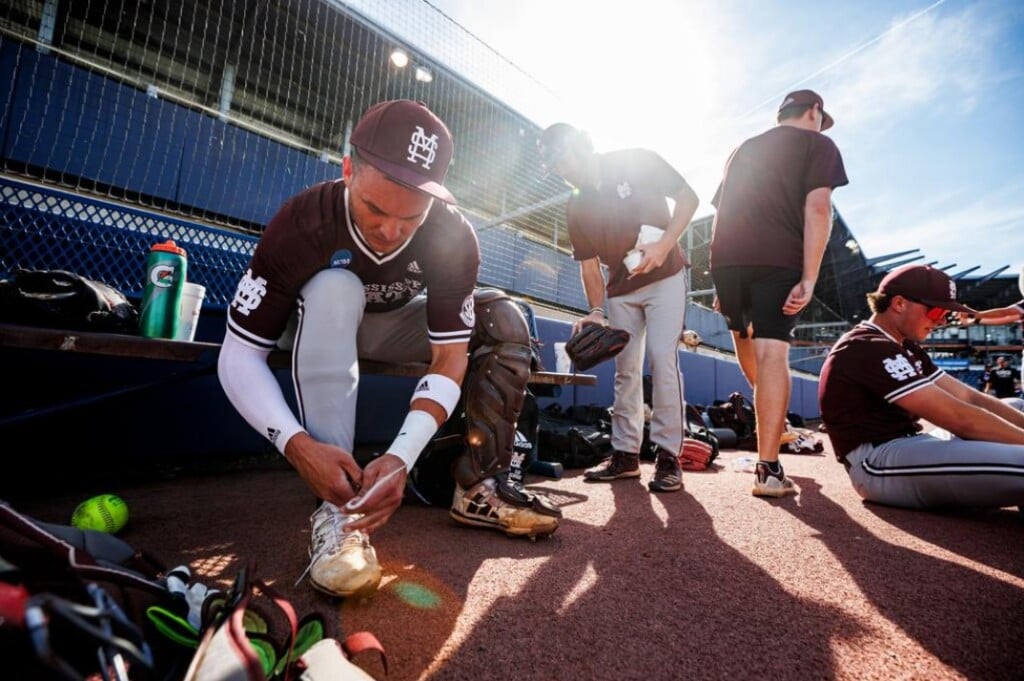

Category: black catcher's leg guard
[453, 342, 531, 486]
[453, 290, 561, 518]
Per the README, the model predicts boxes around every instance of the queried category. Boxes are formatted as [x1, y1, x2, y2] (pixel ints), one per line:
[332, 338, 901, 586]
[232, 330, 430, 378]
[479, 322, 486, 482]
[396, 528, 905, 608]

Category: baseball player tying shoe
[218, 100, 558, 599]
[819, 264, 1024, 512]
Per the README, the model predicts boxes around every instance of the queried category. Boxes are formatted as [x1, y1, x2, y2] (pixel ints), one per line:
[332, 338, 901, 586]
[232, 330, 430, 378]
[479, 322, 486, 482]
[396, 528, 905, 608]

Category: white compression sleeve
[218, 333, 305, 455]
[385, 410, 438, 470]
[411, 373, 462, 419]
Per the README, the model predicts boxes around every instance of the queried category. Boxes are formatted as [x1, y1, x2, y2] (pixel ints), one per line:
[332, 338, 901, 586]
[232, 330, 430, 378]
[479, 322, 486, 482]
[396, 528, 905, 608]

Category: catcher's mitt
[564, 322, 630, 371]
[678, 437, 717, 471]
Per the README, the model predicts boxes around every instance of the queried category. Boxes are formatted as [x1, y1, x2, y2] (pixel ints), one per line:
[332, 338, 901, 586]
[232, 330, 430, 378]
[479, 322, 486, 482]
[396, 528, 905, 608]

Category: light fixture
[414, 66, 433, 83]
[390, 49, 409, 68]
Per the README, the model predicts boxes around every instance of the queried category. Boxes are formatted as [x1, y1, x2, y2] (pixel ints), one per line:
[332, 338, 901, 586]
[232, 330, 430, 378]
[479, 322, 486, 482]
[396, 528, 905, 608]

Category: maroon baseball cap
[350, 99, 456, 204]
[778, 89, 833, 130]
[877, 264, 975, 313]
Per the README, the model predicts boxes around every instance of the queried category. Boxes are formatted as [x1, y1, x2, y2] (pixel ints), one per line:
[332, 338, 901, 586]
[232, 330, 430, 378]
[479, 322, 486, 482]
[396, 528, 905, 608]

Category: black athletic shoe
[648, 449, 683, 493]
[583, 451, 640, 481]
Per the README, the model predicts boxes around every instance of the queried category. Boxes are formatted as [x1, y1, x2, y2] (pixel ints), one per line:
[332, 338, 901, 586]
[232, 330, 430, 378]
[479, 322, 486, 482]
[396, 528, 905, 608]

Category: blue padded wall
[178, 115, 338, 226]
[0, 41, 19, 156]
[476, 226, 517, 290]
[714, 359, 753, 404]
[555, 255, 587, 310]
[512, 235, 559, 298]
[3, 49, 187, 200]
[679, 351, 719, 407]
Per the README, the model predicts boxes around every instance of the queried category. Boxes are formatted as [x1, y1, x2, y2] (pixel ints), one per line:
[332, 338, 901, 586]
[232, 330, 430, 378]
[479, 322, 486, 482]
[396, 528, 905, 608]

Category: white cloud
[855, 178, 1024, 272]
[825, 5, 1008, 135]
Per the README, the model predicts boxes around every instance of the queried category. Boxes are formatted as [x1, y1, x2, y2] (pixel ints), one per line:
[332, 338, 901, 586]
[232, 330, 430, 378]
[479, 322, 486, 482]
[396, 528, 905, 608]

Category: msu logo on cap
[408, 126, 439, 170]
[350, 99, 456, 204]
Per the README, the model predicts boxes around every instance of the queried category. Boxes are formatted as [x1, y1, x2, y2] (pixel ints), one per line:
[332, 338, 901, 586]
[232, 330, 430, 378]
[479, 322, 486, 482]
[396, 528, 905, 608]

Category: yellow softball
[70, 494, 129, 534]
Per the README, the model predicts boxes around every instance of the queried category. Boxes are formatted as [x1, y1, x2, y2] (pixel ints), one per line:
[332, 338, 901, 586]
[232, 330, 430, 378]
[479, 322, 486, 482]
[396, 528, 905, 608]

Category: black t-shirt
[710, 126, 848, 271]
[987, 365, 1020, 398]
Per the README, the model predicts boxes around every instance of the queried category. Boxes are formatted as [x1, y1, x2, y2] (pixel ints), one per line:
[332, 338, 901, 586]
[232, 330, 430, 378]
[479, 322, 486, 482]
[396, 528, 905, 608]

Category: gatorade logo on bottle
[149, 264, 177, 287]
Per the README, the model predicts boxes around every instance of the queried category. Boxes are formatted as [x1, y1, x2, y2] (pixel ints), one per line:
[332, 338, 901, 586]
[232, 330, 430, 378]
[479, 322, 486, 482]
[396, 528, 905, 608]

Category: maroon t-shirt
[226, 179, 480, 350]
[818, 322, 942, 460]
[567, 148, 690, 299]
[710, 126, 848, 271]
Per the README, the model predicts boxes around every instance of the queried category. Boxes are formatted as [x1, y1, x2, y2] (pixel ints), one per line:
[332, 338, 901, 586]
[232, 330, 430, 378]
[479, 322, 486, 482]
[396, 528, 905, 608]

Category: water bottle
[139, 239, 187, 339]
[732, 455, 757, 473]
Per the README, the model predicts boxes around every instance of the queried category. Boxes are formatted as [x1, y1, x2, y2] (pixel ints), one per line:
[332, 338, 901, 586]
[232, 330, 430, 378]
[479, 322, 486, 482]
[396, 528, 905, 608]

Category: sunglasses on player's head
[904, 296, 950, 323]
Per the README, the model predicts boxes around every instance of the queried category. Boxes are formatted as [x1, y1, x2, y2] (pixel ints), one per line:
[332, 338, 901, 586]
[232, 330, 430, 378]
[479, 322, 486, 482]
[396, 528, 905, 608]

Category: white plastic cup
[174, 282, 206, 342]
[554, 342, 571, 374]
[623, 249, 643, 273]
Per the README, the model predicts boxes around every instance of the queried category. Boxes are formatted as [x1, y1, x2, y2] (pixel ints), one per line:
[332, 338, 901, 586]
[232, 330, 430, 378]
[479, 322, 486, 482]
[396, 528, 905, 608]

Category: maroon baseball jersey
[710, 126, 848, 271]
[818, 322, 942, 460]
[227, 179, 479, 350]
[567, 148, 690, 299]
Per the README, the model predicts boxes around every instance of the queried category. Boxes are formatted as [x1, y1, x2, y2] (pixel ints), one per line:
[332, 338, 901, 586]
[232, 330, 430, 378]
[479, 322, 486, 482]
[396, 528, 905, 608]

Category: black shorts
[712, 266, 801, 340]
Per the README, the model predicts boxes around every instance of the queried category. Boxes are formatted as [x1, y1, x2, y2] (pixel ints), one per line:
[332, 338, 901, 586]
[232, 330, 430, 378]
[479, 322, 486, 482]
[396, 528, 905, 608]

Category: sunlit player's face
[343, 156, 433, 254]
[899, 296, 949, 341]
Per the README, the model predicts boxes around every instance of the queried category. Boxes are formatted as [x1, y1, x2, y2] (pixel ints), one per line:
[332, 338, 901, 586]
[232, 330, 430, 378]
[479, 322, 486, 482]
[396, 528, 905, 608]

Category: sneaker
[648, 449, 683, 493]
[751, 461, 798, 498]
[450, 477, 559, 538]
[583, 451, 640, 482]
[300, 502, 381, 598]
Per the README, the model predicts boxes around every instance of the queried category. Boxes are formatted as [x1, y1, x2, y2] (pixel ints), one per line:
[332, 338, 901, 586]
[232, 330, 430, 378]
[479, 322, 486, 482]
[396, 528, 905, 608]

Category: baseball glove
[678, 437, 717, 471]
[681, 329, 702, 349]
[564, 322, 631, 371]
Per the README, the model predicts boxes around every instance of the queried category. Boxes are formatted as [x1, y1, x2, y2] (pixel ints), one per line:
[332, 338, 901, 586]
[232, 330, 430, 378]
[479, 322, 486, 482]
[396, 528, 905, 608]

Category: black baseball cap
[877, 264, 975, 313]
[350, 99, 456, 204]
[778, 89, 834, 130]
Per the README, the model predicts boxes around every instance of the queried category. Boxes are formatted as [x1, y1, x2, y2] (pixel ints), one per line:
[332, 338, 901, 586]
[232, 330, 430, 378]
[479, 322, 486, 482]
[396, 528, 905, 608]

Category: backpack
[706, 392, 758, 451]
[0, 268, 139, 333]
[535, 404, 614, 469]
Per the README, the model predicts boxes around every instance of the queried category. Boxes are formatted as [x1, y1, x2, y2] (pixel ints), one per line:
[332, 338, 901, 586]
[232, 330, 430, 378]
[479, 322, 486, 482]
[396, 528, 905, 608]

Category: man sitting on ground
[819, 264, 1024, 511]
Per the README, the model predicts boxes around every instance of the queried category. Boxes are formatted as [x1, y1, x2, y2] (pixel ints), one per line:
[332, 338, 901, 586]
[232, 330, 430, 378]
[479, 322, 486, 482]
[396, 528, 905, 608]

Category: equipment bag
[706, 392, 758, 451]
[0, 500, 192, 681]
[0, 268, 139, 333]
[536, 404, 613, 469]
[184, 565, 386, 681]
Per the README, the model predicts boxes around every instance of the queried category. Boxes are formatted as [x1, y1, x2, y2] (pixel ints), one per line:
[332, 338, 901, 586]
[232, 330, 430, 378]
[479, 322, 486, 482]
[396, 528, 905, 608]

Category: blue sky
[397, 0, 1024, 280]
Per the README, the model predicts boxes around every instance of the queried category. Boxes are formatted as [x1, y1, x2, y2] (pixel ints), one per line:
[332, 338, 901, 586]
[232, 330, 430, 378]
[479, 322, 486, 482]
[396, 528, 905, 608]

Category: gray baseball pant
[845, 400, 1024, 510]
[606, 269, 688, 455]
[279, 268, 433, 451]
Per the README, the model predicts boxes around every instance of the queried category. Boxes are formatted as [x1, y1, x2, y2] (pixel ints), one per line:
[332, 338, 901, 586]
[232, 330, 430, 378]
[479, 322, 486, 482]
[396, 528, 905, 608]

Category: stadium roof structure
[816, 218, 1021, 323]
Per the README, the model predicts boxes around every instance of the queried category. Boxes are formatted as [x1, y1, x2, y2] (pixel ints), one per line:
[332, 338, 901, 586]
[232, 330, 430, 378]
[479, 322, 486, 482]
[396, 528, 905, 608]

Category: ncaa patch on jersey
[330, 248, 353, 268]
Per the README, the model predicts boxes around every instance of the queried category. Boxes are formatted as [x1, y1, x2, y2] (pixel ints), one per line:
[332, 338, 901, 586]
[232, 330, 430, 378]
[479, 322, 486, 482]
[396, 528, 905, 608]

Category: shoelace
[294, 505, 367, 586]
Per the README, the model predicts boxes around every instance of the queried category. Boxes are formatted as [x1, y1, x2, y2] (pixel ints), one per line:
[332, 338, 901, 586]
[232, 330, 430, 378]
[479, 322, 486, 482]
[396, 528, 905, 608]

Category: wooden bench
[0, 323, 596, 387]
